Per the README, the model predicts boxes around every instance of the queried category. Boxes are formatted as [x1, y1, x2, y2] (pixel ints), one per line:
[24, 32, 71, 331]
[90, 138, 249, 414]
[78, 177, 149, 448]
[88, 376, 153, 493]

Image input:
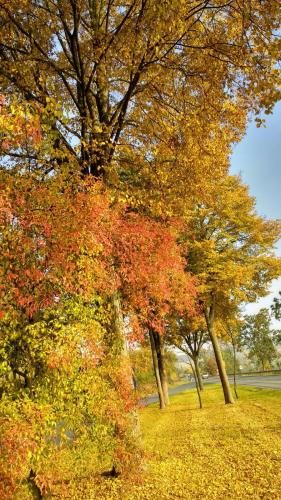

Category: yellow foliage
[185, 175, 281, 315]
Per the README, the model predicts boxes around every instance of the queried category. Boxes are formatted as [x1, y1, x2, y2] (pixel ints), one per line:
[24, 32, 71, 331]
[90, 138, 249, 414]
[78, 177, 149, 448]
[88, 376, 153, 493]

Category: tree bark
[205, 306, 234, 405]
[231, 335, 239, 399]
[193, 356, 203, 391]
[153, 330, 170, 406]
[149, 331, 165, 409]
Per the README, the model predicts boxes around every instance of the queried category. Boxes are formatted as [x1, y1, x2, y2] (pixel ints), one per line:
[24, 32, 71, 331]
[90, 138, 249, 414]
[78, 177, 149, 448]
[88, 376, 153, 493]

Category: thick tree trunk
[149, 331, 166, 409]
[205, 307, 234, 405]
[153, 331, 170, 406]
[190, 361, 202, 409]
[193, 356, 203, 391]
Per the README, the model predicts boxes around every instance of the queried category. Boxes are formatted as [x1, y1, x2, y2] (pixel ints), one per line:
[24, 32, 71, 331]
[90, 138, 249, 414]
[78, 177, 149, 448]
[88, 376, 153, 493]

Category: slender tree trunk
[190, 361, 202, 409]
[232, 338, 239, 399]
[153, 331, 170, 406]
[193, 356, 203, 391]
[149, 331, 165, 409]
[205, 307, 234, 405]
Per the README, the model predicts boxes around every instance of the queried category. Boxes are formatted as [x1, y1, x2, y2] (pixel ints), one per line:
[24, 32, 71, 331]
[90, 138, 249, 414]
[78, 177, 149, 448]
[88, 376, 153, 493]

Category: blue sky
[230, 102, 281, 322]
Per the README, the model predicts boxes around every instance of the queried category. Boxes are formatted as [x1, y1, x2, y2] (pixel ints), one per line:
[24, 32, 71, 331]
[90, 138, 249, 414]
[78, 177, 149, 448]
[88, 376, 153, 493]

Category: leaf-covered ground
[45, 385, 281, 499]
[132, 386, 281, 499]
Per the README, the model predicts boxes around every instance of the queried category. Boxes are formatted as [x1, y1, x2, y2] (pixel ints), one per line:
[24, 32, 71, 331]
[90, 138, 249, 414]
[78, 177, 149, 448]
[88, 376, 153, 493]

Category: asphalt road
[144, 375, 281, 405]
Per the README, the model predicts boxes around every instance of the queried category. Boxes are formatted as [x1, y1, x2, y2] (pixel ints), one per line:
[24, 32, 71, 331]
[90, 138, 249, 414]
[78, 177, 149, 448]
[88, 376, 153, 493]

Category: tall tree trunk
[193, 356, 203, 391]
[153, 331, 170, 406]
[149, 331, 165, 409]
[190, 361, 202, 409]
[205, 306, 234, 405]
[231, 335, 239, 399]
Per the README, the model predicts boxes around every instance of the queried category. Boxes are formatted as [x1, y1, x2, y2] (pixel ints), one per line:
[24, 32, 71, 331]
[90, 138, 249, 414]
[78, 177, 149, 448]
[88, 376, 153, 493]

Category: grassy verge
[168, 378, 191, 390]
[48, 385, 281, 498]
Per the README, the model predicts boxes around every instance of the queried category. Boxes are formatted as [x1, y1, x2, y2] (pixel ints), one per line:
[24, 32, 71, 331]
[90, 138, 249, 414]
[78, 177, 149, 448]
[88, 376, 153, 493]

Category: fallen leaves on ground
[38, 385, 281, 499]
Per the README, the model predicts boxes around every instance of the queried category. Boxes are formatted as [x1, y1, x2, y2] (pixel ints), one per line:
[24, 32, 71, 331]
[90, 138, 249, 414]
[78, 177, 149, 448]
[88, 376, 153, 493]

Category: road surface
[143, 374, 281, 405]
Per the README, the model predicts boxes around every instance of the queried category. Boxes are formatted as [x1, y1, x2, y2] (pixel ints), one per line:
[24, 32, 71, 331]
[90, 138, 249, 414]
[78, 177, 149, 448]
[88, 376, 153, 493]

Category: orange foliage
[0, 174, 196, 335]
[0, 417, 37, 499]
[113, 213, 196, 334]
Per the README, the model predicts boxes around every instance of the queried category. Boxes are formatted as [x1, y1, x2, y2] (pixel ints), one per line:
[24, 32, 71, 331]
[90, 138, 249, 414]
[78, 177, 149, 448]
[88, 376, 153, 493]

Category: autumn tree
[166, 314, 209, 408]
[239, 308, 281, 371]
[130, 344, 179, 397]
[167, 315, 208, 392]
[184, 175, 281, 404]
[200, 350, 218, 377]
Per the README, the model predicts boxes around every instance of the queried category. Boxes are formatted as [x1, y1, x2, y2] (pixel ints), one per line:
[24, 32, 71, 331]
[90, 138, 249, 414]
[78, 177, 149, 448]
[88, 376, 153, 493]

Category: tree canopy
[1, 1, 281, 213]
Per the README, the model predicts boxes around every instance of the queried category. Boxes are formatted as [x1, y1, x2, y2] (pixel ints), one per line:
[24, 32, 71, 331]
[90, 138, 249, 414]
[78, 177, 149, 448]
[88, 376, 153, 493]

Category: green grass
[50, 385, 281, 499]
